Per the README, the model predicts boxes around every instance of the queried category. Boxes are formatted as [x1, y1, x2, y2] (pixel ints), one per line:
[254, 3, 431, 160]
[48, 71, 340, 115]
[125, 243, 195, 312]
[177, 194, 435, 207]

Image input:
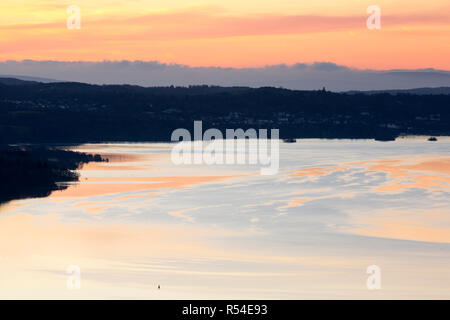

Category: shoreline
[0, 145, 105, 204]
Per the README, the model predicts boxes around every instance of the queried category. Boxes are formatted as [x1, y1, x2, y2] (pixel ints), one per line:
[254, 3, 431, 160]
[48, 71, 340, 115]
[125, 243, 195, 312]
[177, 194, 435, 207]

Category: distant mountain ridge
[0, 75, 61, 84]
[1, 76, 449, 95]
[346, 87, 450, 95]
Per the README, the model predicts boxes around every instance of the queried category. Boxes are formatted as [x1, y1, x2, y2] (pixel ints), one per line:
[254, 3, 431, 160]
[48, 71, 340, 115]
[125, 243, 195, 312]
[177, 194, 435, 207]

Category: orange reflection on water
[288, 156, 450, 193]
[285, 155, 450, 243]
[289, 165, 348, 179]
[366, 156, 450, 193]
[49, 175, 238, 198]
[350, 209, 450, 243]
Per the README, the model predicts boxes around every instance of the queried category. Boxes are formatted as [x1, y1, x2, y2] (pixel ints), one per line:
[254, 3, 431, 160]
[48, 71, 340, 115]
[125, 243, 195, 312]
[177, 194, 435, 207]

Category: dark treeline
[0, 145, 104, 203]
[0, 79, 450, 143]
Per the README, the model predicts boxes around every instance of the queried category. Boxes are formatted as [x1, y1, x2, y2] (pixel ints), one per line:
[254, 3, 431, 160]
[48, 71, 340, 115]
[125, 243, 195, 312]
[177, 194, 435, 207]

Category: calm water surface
[1, 138, 449, 299]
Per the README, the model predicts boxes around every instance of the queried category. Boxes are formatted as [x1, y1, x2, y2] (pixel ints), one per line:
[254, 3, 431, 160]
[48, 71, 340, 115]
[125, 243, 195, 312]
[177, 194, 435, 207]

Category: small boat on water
[428, 137, 438, 141]
[283, 138, 297, 143]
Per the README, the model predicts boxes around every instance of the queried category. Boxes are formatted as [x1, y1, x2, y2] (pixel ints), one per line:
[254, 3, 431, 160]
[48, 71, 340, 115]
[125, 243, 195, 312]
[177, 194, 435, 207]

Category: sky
[1, 0, 450, 70]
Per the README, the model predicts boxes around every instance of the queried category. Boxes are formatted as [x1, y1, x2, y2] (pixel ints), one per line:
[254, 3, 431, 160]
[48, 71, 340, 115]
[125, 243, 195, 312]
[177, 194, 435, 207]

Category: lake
[1, 138, 449, 299]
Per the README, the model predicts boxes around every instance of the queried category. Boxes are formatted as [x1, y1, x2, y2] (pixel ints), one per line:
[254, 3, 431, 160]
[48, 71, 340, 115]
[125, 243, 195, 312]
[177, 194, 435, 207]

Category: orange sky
[1, 0, 449, 69]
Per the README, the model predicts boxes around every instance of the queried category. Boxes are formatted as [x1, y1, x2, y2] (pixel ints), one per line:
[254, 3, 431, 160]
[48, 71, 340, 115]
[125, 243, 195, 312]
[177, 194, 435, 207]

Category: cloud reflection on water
[1, 140, 449, 298]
